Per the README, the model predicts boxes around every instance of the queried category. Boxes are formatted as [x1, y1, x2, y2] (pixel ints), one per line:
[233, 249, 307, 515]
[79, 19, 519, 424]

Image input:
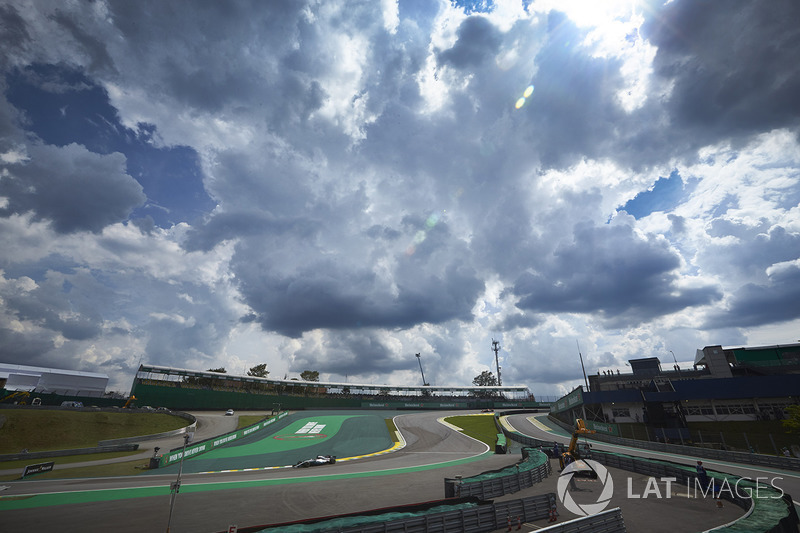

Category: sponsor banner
[586, 420, 619, 436]
[22, 461, 55, 478]
[159, 411, 288, 467]
[551, 388, 584, 414]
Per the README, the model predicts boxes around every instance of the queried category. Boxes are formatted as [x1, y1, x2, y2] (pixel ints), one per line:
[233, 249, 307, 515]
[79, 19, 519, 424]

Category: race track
[0, 410, 511, 532]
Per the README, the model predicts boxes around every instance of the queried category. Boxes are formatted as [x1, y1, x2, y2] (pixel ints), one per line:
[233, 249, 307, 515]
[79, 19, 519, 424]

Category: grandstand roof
[0, 363, 108, 394]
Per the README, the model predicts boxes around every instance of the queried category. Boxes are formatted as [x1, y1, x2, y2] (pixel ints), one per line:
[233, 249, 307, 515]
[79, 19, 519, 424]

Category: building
[0, 363, 109, 396]
[550, 343, 800, 440]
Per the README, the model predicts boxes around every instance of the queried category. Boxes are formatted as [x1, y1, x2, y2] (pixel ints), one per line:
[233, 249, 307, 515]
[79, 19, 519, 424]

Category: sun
[532, 0, 655, 112]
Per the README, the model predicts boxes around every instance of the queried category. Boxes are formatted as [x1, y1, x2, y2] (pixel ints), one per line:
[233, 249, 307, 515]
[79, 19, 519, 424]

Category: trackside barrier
[589, 450, 799, 533]
[536, 507, 626, 533]
[230, 494, 556, 533]
[547, 414, 800, 472]
[500, 411, 798, 533]
[98, 410, 197, 446]
[444, 448, 551, 499]
[495, 411, 590, 458]
[158, 411, 288, 467]
[0, 443, 139, 463]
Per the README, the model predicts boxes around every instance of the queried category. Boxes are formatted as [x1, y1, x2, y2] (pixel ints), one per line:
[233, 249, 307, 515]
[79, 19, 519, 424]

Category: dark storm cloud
[0, 327, 55, 361]
[512, 221, 722, 323]
[292, 331, 411, 376]
[50, 10, 116, 74]
[437, 16, 503, 69]
[235, 253, 484, 338]
[644, 0, 800, 143]
[0, 143, 145, 233]
[0, 4, 30, 62]
[492, 312, 542, 332]
[699, 224, 800, 285]
[1, 269, 105, 341]
[704, 262, 800, 329]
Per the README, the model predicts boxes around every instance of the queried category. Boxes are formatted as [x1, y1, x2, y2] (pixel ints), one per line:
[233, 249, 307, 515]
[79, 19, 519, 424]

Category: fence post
[769, 434, 779, 456]
[720, 432, 727, 450]
[698, 430, 704, 446]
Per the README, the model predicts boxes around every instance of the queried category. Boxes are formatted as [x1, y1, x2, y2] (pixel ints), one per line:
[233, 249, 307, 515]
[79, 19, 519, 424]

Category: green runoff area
[0, 410, 493, 512]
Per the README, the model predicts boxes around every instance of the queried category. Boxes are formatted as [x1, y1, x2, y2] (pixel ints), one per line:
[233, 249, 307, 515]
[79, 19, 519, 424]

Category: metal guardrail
[0, 443, 139, 463]
[97, 410, 196, 446]
[536, 507, 626, 533]
[547, 414, 800, 472]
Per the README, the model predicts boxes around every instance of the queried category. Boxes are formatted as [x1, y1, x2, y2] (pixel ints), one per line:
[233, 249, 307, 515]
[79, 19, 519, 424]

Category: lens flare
[515, 85, 535, 109]
[523, 85, 534, 98]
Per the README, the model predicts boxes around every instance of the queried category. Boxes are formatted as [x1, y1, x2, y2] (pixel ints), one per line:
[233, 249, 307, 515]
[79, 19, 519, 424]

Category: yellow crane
[560, 418, 596, 469]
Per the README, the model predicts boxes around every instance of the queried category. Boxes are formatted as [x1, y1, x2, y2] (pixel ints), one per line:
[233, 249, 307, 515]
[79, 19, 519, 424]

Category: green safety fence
[463, 447, 548, 484]
[159, 411, 289, 467]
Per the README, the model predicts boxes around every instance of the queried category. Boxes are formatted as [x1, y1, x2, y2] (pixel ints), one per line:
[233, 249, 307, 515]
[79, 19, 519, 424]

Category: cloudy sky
[1, 0, 798, 397]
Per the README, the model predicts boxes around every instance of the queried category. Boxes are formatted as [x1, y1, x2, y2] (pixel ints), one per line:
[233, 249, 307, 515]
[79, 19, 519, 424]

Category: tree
[473, 370, 498, 387]
[300, 370, 320, 382]
[247, 364, 269, 378]
[207, 367, 227, 373]
[784, 405, 800, 434]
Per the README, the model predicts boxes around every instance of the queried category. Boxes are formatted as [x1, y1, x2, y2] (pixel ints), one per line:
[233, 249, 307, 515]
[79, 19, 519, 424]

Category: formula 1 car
[293, 455, 336, 468]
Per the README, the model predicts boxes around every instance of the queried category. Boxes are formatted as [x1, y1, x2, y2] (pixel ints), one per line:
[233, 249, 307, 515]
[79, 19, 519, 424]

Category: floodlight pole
[166, 433, 190, 533]
[492, 339, 502, 386]
[415, 353, 428, 386]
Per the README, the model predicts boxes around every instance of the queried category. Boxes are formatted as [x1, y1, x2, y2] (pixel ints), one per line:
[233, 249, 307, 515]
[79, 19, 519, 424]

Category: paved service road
[0, 411, 515, 532]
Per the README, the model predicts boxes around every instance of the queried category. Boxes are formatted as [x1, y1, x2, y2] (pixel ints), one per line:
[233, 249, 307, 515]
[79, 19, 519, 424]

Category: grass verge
[0, 456, 151, 482]
[0, 409, 189, 453]
[444, 414, 499, 448]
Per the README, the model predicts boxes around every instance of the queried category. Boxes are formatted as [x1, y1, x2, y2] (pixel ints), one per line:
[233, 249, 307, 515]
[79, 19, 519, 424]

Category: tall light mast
[415, 353, 428, 386]
[492, 339, 502, 386]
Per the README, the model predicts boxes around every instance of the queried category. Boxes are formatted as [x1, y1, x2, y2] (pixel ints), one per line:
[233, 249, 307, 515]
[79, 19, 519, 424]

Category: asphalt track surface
[0, 410, 796, 532]
[0, 410, 511, 532]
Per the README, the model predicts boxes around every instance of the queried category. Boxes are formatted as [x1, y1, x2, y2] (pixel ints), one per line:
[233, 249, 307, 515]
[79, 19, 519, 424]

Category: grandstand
[130, 364, 547, 411]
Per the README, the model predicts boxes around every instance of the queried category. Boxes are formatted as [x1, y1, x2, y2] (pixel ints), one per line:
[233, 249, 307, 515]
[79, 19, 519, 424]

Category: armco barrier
[445, 448, 551, 499]
[98, 411, 197, 446]
[0, 444, 139, 463]
[537, 507, 626, 533]
[158, 411, 288, 467]
[230, 494, 556, 533]
[547, 414, 800, 472]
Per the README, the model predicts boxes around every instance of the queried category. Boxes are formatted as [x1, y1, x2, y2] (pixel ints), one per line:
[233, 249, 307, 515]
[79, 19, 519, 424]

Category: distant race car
[293, 455, 336, 468]
[225, 409, 234, 416]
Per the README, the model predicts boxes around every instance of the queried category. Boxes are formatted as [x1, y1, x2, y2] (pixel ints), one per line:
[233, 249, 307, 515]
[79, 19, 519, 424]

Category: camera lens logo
[556, 459, 614, 516]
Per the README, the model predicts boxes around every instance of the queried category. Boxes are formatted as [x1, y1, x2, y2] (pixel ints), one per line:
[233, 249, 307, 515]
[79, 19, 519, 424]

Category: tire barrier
[444, 448, 551, 499]
[224, 494, 557, 533]
[547, 414, 800, 472]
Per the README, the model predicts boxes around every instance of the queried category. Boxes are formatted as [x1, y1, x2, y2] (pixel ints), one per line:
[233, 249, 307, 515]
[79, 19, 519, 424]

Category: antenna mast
[492, 339, 502, 386]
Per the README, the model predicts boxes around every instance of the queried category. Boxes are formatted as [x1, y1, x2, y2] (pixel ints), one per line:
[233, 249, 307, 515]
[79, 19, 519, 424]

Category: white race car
[293, 455, 336, 468]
